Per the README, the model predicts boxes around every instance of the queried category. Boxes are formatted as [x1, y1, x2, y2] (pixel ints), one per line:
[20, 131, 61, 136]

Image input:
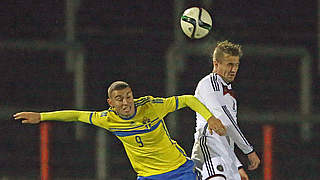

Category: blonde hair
[213, 40, 243, 62]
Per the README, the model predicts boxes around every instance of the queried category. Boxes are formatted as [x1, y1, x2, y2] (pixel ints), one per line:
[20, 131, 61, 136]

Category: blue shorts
[137, 159, 196, 180]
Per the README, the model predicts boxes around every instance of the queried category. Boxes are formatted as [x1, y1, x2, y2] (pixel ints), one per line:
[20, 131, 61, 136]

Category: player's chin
[122, 110, 131, 116]
[228, 76, 236, 81]
[122, 108, 134, 117]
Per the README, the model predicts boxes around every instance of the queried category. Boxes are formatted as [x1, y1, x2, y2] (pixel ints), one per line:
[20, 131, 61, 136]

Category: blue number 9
[135, 136, 144, 147]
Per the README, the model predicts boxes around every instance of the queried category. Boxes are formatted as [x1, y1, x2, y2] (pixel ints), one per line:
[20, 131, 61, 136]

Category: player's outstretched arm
[14, 110, 92, 124]
[207, 116, 226, 136]
[247, 151, 260, 170]
[13, 112, 41, 124]
[178, 95, 226, 136]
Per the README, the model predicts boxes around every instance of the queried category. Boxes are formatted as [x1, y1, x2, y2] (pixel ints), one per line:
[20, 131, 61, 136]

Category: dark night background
[0, 0, 319, 179]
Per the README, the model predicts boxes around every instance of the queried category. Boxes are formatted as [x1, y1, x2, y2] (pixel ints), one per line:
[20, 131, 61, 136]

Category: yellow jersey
[40, 95, 213, 177]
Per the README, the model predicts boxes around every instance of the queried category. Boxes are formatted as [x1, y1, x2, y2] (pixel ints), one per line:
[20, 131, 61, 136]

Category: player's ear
[107, 98, 113, 107]
[213, 60, 219, 67]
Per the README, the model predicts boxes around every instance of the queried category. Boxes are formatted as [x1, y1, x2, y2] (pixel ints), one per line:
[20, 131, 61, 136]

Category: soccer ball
[180, 7, 212, 39]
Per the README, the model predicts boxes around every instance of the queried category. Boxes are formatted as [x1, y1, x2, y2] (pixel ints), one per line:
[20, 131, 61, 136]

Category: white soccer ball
[180, 7, 212, 39]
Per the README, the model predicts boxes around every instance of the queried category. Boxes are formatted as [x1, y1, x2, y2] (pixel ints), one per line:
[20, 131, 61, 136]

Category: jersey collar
[213, 73, 232, 89]
[119, 105, 137, 120]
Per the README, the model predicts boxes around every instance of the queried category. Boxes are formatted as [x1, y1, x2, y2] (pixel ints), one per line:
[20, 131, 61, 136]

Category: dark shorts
[137, 159, 196, 180]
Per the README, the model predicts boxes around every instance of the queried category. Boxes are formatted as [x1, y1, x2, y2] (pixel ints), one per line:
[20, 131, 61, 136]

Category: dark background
[0, 0, 319, 179]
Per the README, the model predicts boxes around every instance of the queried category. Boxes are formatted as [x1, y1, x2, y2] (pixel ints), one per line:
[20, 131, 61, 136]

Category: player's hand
[239, 168, 249, 180]
[247, 151, 260, 170]
[13, 112, 41, 124]
[207, 116, 226, 136]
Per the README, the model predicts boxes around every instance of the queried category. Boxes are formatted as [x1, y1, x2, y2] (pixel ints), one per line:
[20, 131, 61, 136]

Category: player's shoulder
[89, 109, 115, 126]
[134, 96, 152, 106]
[96, 108, 116, 118]
[197, 73, 222, 92]
[135, 96, 167, 107]
[198, 73, 211, 83]
[134, 96, 165, 106]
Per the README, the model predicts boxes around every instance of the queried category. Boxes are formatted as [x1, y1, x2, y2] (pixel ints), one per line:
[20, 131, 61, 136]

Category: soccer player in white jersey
[191, 41, 260, 180]
[13, 81, 226, 180]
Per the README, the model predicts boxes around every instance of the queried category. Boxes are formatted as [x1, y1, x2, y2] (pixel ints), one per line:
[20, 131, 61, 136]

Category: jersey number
[135, 136, 144, 147]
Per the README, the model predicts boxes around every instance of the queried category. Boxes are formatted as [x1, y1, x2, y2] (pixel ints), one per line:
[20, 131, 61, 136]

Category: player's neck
[213, 71, 232, 84]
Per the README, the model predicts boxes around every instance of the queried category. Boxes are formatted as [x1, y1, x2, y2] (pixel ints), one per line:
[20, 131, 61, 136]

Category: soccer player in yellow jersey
[14, 81, 226, 180]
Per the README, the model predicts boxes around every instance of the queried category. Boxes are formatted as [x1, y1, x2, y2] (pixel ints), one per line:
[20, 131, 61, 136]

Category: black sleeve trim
[244, 149, 255, 155]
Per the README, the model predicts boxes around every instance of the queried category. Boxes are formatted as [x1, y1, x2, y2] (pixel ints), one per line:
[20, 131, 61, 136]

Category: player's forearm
[40, 110, 91, 122]
[178, 95, 213, 120]
[227, 127, 254, 154]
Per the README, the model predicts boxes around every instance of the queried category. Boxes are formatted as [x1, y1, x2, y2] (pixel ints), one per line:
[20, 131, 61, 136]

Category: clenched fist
[207, 116, 226, 136]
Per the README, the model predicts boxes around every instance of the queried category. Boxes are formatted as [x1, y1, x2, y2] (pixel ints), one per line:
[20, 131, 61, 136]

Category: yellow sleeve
[177, 95, 213, 121]
[40, 110, 92, 124]
[149, 96, 177, 119]
[151, 95, 213, 121]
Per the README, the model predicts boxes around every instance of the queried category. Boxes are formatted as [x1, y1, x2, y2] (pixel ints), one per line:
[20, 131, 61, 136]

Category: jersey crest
[142, 117, 152, 129]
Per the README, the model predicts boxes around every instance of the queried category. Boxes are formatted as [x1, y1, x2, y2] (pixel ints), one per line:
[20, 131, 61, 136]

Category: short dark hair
[107, 81, 130, 98]
[213, 40, 243, 62]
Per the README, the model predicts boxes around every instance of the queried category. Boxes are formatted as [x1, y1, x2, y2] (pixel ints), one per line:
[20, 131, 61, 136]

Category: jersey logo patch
[142, 118, 152, 129]
[100, 111, 108, 117]
[232, 100, 237, 112]
[217, 165, 224, 172]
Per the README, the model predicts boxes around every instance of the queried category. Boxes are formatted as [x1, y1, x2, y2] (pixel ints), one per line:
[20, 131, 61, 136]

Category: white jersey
[192, 73, 254, 179]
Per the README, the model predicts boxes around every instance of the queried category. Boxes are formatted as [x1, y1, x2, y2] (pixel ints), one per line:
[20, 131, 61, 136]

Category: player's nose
[122, 98, 129, 104]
